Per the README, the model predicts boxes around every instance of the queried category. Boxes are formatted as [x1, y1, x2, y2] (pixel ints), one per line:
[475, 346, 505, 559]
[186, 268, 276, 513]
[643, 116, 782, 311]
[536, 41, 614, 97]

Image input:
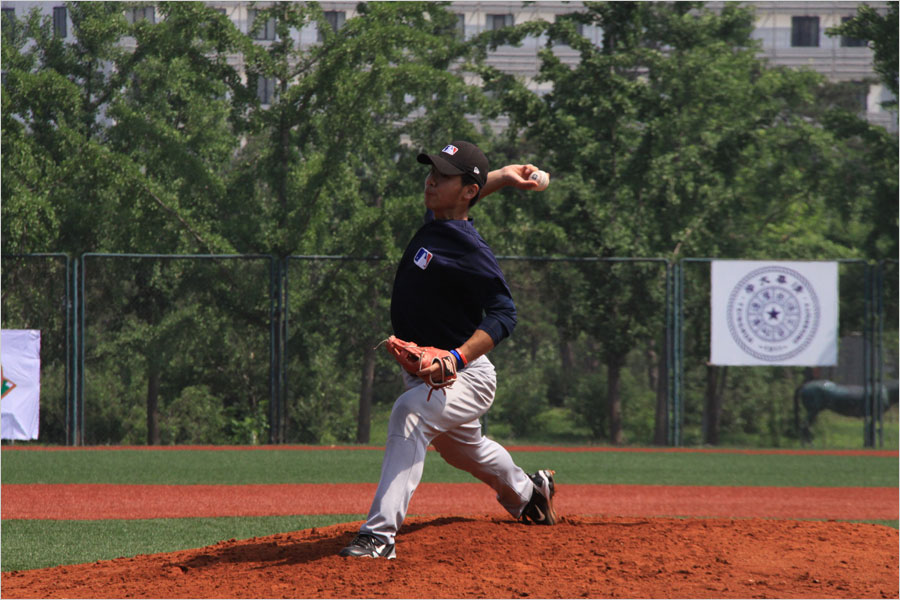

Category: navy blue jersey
[391, 213, 517, 350]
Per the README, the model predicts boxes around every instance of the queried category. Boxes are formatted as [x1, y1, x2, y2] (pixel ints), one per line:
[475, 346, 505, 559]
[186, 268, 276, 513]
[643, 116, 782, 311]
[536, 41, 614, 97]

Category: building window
[840, 16, 866, 47]
[249, 9, 275, 40]
[454, 14, 465, 40]
[257, 76, 276, 105]
[53, 6, 67, 38]
[487, 14, 513, 30]
[318, 11, 345, 41]
[791, 16, 819, 47]
[125, 6, 156, 24]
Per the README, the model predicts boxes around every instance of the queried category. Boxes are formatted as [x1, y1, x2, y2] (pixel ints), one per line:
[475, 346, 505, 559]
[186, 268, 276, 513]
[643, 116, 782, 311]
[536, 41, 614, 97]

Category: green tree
[224, 2, 491, 442]
[474, 2, 753, 444]
[226, 2, 485, 257]
[92, 3, 262, 443]
[474, 1, 893, 445]
[2, 2, 244, 256]
[2, 1, 497, 445]
[104, 2, 249, 254]
[2, 3, 271, 445]
[827, 2, 898, 108]
[1, 4, 125, 255]
[824, 2, 899, 260]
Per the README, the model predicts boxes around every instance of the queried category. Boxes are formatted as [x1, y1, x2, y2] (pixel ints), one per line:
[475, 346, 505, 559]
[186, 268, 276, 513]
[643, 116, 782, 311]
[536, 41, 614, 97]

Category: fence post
[868, 260, 886, 449]
[268, 256, 279, 444]
[664, 261, 675, 445]
[68, 255, 77, 446]
[77, 255, 87, 446]
[863, 264, 870, 447]
[275, 256, 288, 444]
[668, 260, 685, 447]
[663, 261, 672, 445]
[280, 257, 290, 444]
[876, 260, 885, 448]
[677, 260, 686, 447]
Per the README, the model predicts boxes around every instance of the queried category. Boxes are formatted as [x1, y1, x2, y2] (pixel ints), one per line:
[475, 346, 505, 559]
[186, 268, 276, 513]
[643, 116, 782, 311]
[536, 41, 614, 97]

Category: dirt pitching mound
[3, 515, 897, 599]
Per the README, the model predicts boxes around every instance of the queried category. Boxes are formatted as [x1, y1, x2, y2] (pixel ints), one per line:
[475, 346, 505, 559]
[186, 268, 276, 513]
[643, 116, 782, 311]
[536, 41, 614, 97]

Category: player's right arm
[480, 164, 542, 199]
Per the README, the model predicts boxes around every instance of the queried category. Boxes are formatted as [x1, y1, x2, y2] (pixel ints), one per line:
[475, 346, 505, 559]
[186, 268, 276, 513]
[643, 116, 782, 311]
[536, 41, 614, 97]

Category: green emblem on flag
[1, 367, 16, 399]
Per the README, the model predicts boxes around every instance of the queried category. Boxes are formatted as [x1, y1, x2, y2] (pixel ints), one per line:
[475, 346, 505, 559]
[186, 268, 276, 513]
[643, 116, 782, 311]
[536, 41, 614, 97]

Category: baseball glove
[378, 336, 457, 400]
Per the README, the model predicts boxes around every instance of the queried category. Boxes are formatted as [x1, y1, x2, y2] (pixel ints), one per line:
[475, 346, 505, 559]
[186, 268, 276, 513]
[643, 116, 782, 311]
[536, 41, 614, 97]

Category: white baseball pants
[359, 355, 533, 545]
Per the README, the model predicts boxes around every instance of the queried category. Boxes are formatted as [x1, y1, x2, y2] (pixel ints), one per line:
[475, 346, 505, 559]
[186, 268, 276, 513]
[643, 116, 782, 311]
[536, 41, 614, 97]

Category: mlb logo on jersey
[414, 247, 433, 270]
[442, 144, 459, 156]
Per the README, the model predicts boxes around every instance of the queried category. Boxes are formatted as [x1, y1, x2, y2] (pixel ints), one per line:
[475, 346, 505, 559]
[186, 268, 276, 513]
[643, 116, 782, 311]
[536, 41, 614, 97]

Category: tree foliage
[1, 1, 896, 447]
[471, 1, 897, 444]
[827, 1, 898, 107]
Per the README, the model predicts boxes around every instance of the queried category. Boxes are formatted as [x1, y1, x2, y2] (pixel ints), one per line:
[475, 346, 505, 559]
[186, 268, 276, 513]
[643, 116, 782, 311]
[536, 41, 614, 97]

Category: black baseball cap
[417, 141, 489, 191]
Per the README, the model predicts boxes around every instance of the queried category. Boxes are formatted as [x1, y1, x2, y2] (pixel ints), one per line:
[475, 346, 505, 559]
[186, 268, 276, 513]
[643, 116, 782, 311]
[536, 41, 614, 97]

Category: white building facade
[2, 1, 896, 132]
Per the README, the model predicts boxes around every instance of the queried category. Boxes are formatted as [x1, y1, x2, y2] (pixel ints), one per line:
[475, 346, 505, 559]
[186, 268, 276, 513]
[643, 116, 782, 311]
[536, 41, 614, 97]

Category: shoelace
[352, 534, 380, 550]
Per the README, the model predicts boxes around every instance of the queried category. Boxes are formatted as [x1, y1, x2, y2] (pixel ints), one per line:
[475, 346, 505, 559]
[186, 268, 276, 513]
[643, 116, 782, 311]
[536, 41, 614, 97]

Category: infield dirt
[3, 447, 897, 598]
[3, 515, 897, 599]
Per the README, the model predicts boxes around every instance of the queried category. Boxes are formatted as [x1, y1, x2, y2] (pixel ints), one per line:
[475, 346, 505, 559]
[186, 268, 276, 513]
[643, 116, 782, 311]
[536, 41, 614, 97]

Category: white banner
[710, 261, 838, 366]
[1, 330, 41, 440]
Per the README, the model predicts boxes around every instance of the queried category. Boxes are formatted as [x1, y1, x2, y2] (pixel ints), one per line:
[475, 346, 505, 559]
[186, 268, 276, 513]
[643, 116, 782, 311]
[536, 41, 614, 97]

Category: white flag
[710, 261, 838, 366]
[1, 330, 41, 440]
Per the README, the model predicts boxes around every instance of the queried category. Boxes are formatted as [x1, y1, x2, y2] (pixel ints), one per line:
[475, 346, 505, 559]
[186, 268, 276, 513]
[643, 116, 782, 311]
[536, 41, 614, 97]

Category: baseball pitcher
[340, 141, 557, 560]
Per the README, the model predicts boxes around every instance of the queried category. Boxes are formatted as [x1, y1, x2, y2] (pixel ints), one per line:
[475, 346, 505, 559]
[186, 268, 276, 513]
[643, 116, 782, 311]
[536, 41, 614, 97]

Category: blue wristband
[450, 349, 464, 370]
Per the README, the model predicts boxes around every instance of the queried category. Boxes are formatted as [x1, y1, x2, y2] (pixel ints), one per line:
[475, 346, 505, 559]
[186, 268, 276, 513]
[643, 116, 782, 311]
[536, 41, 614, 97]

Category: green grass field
[371, 404, 900, 449]
[2, 446, 897, 487]
[2, 446, 897, 572]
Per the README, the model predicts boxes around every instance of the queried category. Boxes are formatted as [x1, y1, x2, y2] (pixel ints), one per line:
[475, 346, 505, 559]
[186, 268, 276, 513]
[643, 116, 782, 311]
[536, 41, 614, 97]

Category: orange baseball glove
[379, 336, 458, 400]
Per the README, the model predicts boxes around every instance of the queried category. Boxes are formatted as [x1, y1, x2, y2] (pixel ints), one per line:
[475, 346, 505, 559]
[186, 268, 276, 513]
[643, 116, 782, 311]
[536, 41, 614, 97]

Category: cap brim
[417, 153, 465, 176]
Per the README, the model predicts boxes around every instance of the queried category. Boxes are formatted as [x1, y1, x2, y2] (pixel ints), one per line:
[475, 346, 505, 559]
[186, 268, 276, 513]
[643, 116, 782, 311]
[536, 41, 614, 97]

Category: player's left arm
[456, 328, 495, 365]
[480, 164, 542, 199]
[415, 329, 494, 382]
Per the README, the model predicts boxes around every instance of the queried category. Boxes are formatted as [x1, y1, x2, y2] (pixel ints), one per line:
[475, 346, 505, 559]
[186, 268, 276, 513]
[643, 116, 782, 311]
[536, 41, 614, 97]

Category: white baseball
[530, 170, 550, 191]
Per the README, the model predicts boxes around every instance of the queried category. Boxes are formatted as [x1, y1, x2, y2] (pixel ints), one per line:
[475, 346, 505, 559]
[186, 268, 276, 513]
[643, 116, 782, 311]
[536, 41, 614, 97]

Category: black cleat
[521, 469, 558, 525]
[339, 533, 396, 559]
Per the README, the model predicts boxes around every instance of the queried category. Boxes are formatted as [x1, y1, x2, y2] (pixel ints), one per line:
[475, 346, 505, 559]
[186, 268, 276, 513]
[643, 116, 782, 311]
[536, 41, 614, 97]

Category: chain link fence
[1, 254, 73, 443]
[676, 259, 897, 448]
[78, 254, 274, 445]
[2, 253, 894, 447]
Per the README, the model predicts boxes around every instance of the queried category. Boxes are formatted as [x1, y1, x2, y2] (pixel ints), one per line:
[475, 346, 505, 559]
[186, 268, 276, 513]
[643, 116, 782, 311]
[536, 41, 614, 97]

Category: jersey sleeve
[460, 247, 517, 346]
[477, 291, 517, 346]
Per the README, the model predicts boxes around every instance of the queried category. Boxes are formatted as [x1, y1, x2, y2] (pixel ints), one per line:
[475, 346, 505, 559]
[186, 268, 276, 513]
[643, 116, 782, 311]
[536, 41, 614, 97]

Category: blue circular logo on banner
[726, 266, 820, 362]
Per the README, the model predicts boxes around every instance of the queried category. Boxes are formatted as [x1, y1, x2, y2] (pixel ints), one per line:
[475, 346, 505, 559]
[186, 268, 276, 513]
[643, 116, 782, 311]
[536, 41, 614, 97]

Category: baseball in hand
[530, 170, 550, 191]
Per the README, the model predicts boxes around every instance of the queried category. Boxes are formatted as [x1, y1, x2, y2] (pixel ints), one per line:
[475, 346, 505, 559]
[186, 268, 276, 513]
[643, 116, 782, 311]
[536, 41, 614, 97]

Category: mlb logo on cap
[442, 144, 459, 156]
[414, 248, 433, 270]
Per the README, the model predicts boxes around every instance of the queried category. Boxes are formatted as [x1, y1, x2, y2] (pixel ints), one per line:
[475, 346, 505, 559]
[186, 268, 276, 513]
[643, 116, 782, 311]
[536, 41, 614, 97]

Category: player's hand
[498, 164, 542, 190]
[416, 361, 442, 381]
[482, 164, 547, 199]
